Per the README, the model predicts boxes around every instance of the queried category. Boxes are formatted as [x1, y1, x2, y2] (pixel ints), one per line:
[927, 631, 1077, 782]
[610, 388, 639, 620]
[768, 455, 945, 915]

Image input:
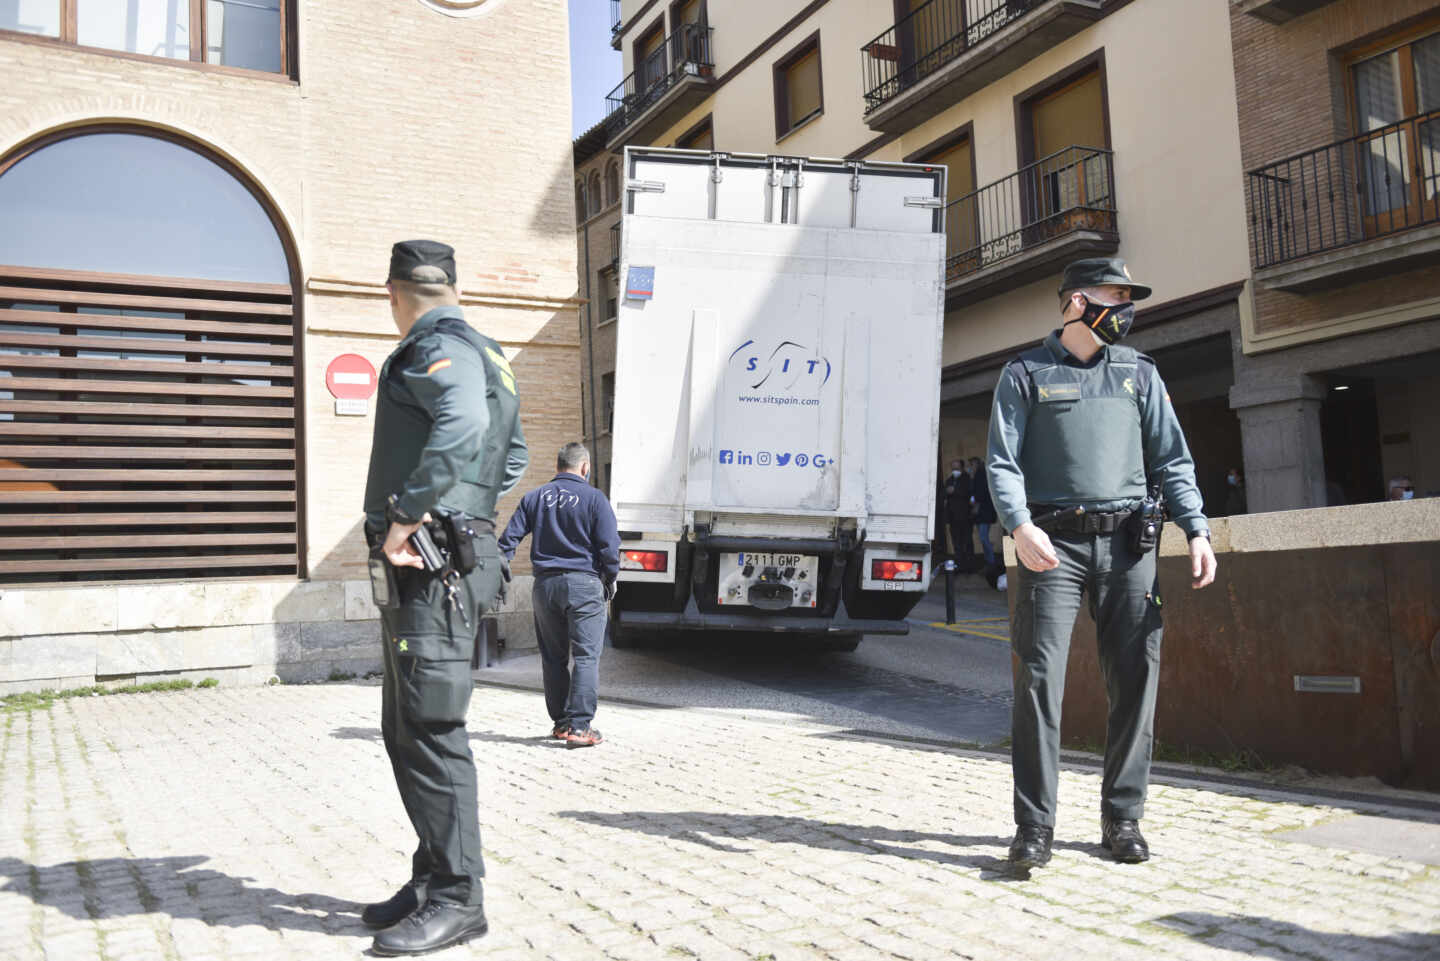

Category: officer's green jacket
[986, 330, 1208, 538]
[363, 306, 528, 527]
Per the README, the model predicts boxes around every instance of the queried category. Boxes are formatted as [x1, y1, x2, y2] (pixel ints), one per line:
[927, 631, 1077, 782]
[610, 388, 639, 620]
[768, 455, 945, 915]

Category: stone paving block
[6, 684, 1440, 961]
[2, 587, 119, 638]
[344, 580, 380, 621]
[252, 621, 302, 665]
[296, 618, 375, 658]
[4, 633, 94, 682]
[270, 581, 346, 623]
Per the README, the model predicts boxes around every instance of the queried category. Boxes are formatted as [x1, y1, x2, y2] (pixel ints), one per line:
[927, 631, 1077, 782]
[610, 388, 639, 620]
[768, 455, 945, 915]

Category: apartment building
[1230, 0, 1440, 509]
[580, 0, 1256, 532]
[574, 120, 623, 493]
[0, 0, 580, 689]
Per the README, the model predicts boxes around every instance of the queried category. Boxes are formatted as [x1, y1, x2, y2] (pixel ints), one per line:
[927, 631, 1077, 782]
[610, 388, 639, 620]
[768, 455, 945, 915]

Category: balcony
[943, 146, 1117, 308]
[1247, 111, 1440, 292]
[610, 0, 622, 46]
[860, 0, 1102, 134]
[1234, 0, 1342, 25]
[605, 25, 717, 149]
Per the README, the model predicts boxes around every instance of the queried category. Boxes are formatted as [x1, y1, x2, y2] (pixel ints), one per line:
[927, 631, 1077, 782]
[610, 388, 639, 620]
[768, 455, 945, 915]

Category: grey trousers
[1011, 530, 1163, 828]
[374, 533, 503, 907]
[532, 571, 607, 730]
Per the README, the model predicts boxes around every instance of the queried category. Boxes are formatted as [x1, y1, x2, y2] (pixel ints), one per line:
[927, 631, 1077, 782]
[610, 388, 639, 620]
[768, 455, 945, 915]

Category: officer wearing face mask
[986, 257, 1218, 872]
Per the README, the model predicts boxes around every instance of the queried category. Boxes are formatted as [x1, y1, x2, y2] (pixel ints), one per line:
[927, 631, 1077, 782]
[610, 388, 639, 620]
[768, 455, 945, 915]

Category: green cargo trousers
[376, 532, 504, 907]
[1011, 529, 1163, 828]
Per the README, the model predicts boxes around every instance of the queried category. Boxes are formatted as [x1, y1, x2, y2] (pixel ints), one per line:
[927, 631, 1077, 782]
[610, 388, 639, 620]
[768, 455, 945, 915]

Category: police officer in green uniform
[986, 258, 1217, 871]
[360, 240, 527, 955]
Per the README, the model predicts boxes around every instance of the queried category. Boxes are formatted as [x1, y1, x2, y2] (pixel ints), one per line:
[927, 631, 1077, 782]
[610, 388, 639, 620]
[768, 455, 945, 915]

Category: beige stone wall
[0, 0, 580, 681]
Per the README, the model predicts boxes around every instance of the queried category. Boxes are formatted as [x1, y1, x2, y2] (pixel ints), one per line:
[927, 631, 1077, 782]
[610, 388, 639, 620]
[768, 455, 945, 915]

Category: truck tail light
[621, 549, 668, 572]
[872, 559, 922, 581]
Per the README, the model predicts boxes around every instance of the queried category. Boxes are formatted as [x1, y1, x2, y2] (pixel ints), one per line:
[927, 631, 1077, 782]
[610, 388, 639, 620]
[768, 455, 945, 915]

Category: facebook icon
[718, 449, 734, 464]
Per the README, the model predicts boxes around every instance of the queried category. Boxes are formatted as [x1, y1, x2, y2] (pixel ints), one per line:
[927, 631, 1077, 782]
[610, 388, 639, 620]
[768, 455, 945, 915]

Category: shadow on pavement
[330, 725, 562, 747]
[556, 810, 1110, 879]
[1155, 912, 1440, 959]
[0, 855, 364, 934]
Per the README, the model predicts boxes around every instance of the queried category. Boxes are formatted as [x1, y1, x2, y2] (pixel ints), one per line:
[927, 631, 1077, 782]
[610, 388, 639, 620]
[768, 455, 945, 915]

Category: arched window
[605, 161, 621, 207]
[588, 171, 603, 217]
[575, 179, 587, 224]
[0, 128, 300, 584]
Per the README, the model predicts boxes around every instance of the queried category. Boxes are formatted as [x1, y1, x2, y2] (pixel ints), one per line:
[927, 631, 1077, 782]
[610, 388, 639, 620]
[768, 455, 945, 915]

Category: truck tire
[608, 618, 637, 650]
[821, 633, 861, 653]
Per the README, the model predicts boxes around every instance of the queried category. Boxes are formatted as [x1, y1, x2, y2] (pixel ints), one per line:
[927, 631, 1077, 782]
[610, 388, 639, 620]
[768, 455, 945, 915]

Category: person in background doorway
[944, 458, 974, 564]
[969, 456, 997, 568]
[1224, 467, 1247, 516]
[1388, 476, 1415, 501]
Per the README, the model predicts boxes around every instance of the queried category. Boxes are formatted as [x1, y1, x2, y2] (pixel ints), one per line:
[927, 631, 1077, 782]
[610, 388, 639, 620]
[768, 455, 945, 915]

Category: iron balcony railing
[604, 24, 715, 132]
[1248, 110, 1440, 269]
[610, 0, 622, 35]
[944, 145, 1116, 282]
[862, 0, 1036, 113]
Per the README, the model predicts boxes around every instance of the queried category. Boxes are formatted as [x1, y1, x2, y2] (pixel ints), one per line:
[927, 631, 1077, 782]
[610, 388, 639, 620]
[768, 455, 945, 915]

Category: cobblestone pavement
[2, 683, 1438, 961]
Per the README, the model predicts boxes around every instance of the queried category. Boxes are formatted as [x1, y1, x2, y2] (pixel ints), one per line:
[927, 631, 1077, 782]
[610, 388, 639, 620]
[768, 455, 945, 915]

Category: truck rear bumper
[616, 608, 910, 635]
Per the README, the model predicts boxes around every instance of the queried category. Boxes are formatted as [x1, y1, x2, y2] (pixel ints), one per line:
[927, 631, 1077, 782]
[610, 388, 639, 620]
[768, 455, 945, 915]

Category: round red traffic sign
[325, 354, 377, 400]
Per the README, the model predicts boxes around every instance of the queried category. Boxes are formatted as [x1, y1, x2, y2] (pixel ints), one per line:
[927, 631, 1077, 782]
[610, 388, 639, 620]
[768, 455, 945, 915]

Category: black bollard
[943, 558, 957, 625]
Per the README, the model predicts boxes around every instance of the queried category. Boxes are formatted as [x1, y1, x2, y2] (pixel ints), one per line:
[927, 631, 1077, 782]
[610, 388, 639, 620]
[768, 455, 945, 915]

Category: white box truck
[608, 147, 945, 651]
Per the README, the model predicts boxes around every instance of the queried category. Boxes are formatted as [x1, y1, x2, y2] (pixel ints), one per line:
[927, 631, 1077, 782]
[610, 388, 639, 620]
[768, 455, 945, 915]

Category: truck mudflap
[616, 599, 910, 636]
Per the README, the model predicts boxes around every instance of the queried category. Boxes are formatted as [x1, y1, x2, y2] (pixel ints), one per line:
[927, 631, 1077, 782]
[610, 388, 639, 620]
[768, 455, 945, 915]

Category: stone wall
[1006, 498, 1440, 787]
[0, 575, 541, 694]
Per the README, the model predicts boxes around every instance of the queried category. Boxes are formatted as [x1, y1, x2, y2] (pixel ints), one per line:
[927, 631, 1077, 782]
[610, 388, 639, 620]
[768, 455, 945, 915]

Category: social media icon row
[718, 449, 830, 468]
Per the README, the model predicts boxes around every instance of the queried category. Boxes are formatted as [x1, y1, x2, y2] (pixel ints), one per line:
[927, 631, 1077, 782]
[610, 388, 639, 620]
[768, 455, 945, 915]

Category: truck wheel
[609, 618, 637, 650]
[822, 633, 861, 653]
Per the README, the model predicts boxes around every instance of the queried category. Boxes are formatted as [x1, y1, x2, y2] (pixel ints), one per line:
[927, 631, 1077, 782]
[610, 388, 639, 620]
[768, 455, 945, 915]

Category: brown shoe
[550, 723, 571, 740]
[565, 726, 603, 748]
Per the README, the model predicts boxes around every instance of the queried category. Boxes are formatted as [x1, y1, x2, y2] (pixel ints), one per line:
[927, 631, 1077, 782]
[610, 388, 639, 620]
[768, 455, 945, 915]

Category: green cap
[388, 240, 457, 285]
[1058, 257, 1151, 301]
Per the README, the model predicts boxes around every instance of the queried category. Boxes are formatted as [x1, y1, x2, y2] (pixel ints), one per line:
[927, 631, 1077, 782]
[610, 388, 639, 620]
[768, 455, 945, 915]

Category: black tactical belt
[363, 513, 495, 546]
[1028, 505, 1130, 534]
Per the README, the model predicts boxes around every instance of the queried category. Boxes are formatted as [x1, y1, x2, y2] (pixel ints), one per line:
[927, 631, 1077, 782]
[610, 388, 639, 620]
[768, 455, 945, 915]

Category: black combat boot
[1101, 816, 1150, 863]
[372, 899, 488, 956]
[361, 884, 420, 928]
[1007, 824, 1054, 869]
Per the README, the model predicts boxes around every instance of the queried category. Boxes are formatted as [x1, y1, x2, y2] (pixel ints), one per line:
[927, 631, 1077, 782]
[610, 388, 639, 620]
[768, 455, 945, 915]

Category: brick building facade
[0, 0, 581, 690]
[1230, 0, 1440, 510]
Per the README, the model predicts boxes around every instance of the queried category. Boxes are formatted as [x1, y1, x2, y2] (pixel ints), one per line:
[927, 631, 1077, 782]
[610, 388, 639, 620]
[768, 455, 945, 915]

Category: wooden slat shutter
[0, 265, 300, 583]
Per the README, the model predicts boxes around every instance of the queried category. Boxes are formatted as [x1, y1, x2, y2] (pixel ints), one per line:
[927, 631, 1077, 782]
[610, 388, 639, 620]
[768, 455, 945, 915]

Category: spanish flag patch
[426, 358, 452, 375]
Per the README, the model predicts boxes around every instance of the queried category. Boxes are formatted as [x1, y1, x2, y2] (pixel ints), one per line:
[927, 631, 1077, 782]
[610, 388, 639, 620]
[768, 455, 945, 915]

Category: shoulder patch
[425, 358, 452, 375]
[483, 345, 517, 396]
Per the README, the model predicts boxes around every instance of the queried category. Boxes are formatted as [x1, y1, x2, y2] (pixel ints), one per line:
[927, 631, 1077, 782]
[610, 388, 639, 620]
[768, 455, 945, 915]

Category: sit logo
[542, 487, 581, 508]
[728, 339, 831, 394]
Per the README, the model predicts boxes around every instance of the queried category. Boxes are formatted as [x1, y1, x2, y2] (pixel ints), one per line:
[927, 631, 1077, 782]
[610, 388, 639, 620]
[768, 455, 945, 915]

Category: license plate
[717, 552, 820, 607]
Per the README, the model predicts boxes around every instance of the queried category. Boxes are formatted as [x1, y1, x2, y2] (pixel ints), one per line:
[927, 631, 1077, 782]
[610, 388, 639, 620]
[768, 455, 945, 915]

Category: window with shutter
[774, 34, 823, 140]
[0, 129, 300, 585]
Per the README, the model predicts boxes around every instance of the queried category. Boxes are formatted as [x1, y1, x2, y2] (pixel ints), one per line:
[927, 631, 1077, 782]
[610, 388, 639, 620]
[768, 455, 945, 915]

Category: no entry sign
[325, 354, 377, 400]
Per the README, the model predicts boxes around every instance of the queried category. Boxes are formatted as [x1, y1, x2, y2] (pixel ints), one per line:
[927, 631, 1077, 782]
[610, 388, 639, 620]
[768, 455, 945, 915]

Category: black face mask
[1066, 296, 1135, 346]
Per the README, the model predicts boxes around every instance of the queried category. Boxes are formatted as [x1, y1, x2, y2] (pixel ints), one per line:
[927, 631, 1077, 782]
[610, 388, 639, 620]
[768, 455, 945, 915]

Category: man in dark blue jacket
[499, 442, 619, 747]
